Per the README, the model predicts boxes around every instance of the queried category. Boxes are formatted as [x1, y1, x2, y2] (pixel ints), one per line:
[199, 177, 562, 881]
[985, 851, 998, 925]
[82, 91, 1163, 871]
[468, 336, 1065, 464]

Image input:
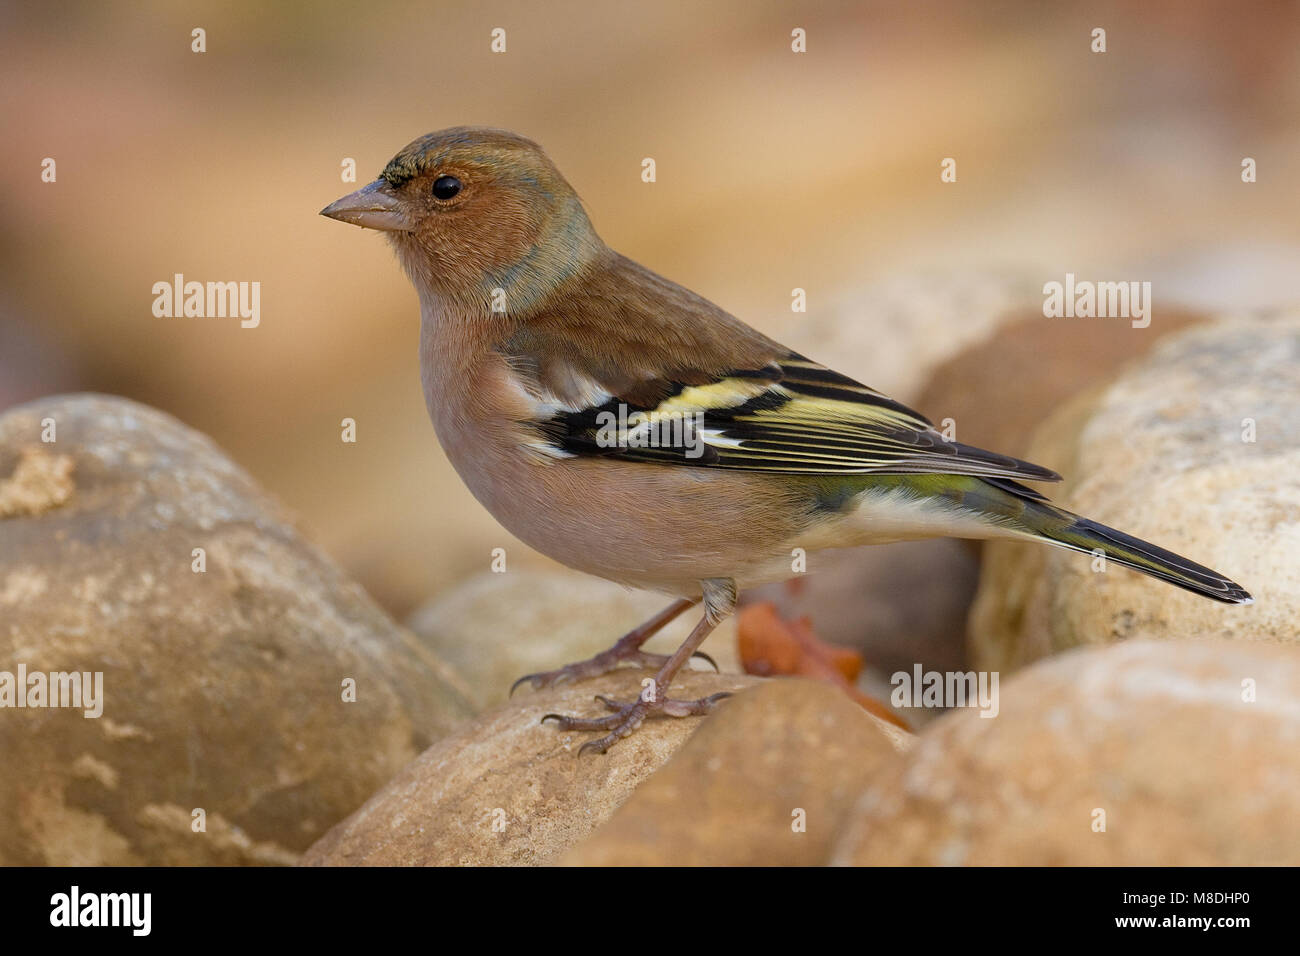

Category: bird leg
[509, 596, 707, 695]
[542, 578, 738, 755]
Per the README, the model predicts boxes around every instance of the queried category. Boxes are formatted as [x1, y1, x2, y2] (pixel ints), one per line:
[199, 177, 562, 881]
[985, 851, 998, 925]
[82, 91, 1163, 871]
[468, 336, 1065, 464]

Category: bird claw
[542, 691, 733, 755]
[510, 649, 718, 697]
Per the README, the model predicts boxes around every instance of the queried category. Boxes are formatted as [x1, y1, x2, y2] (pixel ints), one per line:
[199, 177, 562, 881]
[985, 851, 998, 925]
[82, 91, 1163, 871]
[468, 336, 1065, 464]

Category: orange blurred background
[3, 0, 1297, 617]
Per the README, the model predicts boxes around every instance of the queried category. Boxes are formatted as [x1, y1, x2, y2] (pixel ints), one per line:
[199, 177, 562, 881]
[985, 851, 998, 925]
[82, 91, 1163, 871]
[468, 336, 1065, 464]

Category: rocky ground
[0, 397, 473, 865]
[2, 310, 1296, 866]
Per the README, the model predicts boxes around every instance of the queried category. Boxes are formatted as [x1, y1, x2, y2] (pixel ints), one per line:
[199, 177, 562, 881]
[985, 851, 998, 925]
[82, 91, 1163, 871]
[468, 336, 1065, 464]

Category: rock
[0, 446, 75, 517]
[832, 639, 1300, 865]
[914, 306, 1206, 459]
[0, 394, 475, 865]
[407, 569, 742, 712]
[970, 314, 1299, 670]
[301, 670, 762, 866]
[561, 679, 910, 866]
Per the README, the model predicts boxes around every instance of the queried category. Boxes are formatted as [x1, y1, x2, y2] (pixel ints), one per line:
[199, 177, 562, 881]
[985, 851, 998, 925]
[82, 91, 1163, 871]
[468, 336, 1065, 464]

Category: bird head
[321, 127, 604, 312]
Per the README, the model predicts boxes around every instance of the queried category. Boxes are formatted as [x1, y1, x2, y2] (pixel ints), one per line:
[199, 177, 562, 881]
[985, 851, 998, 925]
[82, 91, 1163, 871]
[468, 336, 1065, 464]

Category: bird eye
[432, 175, 462, 200]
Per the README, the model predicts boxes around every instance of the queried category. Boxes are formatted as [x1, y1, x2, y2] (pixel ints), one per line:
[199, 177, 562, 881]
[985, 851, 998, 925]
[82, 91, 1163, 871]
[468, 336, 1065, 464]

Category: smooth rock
[914, 306, 1206, 459]
[970, 314, 1298, 670]
[301, 670, 761, 866]
[561, 679, 910, 866]
[832, 639, 1300, 865]
[0, 395, 475, 865]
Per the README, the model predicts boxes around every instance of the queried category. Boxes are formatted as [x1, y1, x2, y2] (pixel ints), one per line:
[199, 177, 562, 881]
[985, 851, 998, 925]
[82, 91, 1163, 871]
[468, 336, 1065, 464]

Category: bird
[321, 127, 1252, 755]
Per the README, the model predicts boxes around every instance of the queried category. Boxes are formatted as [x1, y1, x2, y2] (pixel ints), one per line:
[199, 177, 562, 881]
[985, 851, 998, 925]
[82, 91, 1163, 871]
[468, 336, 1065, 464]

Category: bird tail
[990, 481, 1252, 604]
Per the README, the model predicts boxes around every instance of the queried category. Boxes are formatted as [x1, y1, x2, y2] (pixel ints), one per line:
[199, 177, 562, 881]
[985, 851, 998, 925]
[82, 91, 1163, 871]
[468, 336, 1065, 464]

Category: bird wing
[509, 252, 1060, 485]
[531, 352, 1060, 484]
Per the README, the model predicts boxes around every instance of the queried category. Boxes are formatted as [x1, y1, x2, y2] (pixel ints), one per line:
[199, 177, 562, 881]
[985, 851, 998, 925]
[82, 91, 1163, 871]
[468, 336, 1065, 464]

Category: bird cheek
[386, 232, 430, 274]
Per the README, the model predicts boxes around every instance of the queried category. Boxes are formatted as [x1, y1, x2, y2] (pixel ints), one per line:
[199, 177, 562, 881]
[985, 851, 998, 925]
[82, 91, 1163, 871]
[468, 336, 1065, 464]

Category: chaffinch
[322, 127, 1251, 754]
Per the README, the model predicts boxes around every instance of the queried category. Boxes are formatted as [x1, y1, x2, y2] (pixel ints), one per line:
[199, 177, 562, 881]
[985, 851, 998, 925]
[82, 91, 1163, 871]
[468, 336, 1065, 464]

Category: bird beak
[319, 180, 412, 231]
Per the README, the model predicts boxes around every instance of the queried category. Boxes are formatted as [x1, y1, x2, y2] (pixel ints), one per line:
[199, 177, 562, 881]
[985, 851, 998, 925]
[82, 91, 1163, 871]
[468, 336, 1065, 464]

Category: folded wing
[533, 352, 1061, 485]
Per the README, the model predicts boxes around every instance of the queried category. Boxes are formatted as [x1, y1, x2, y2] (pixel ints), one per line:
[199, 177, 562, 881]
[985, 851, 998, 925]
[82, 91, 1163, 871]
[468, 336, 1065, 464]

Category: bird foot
[542, 691, 733, 755]
[510, 648, 716, 696]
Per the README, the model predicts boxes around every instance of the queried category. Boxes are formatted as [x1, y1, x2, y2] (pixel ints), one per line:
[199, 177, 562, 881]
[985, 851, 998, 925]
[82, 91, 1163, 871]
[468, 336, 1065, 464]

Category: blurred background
[3, 0, 1298, 621]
